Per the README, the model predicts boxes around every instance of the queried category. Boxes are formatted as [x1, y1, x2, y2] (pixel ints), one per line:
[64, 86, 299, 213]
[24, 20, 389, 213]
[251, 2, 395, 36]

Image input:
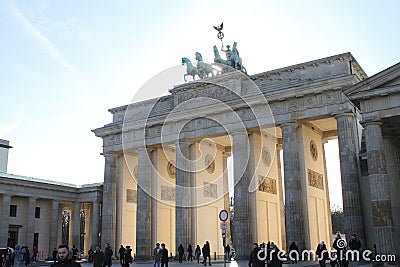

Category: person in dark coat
[269, 243, 282, 267]
[118, 245, 125, 266]
[124, 246, 133, 267]
[225, 245, 231, 261]
[248, 243, 264, 267]
[88, 246, 94, 263]
[161, 243, 169, 267]
[195, 245, 201, 264]
[187, 244, 193, 261]
[316, 241, 329, 267]
[52, 247, 58, 262]
[92, 246, 105, 267]
[333, 233, 346, 267]
[204, 241, 211, 266]
[288, 242, 299, 264]
[50, 245, 82, 267]
[104, 243, 113, 267]
[71, 245, 78, 261]
[178, 244, 184, 263]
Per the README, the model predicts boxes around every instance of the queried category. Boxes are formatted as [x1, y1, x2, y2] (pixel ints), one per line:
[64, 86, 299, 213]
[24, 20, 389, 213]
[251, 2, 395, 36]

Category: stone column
[222, 152, 231, 245]
[232, 132, 250, 259]
[276, 144, 287, 250]
[101, 153, 118, 248]
[135, 147, 153, 260]
[364, 121, 395, 255]
[335, 113, 365, 242]
[91, 200, 100, 247]
[48, 200, 59, 258]
[0, 194, 11, 247]
[25, 197, 37, 247]
[72, 202, 81, 248]
[175, 141, 192, 251]
[281, 123, 305, 250]
[383, 137, 400, 261]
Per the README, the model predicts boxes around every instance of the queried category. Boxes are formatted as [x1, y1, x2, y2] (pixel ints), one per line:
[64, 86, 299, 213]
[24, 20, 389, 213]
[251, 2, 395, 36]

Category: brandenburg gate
[93, 52, 400, 261]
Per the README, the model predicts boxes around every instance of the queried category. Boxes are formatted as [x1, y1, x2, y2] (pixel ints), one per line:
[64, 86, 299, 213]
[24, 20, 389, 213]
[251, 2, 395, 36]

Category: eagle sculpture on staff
[213, 22, 224, 45]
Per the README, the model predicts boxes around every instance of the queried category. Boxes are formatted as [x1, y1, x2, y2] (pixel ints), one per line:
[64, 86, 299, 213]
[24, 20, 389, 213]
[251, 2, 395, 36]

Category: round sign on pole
[219, 209, 229, 221]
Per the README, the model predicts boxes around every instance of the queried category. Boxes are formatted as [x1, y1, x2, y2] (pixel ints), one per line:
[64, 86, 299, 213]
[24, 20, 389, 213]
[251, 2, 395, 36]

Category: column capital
[362, 120, 382, 127]
[334, 112, 356, 120]
[279, 121, 301, 128]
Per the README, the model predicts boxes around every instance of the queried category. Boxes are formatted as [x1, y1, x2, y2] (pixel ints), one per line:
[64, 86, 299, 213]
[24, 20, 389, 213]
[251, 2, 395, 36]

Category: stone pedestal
[364, 122, 395, 255]
[232, 132, 250, 258]
[281, 123, 305, 250]
[336, 113, 365, 243]
[135, 148, 153, 260]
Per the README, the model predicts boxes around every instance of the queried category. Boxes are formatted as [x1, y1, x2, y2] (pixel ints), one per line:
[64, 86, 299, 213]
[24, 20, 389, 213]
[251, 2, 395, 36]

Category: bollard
[214, 252, 216, 261]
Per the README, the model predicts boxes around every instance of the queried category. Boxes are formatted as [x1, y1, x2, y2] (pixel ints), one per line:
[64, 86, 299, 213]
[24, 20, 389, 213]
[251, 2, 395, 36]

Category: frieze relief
[258, 176, 277, 194]
[308, 169, 324, 190]
[203, 182, 217, 199]
[161, 186, 176, 201]
[175, 86, 238, 104]
[126, 189, 137, 203]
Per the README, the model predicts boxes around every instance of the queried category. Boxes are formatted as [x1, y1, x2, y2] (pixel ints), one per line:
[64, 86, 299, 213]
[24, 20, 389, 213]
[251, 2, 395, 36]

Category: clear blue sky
[1, 0, 399, 209]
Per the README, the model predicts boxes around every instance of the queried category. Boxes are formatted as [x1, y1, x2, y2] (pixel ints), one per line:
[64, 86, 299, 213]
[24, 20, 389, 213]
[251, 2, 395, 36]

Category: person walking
[124, 246, 133, 267]
[225, 245, 230, 261]
[161, 243, 169, 267]
[88, 246, 94, 263]
[154, 243, 162, 267]
[71, 245, 78, 261]
[13, 244, 26, 267]
[118, 245, 126, 266]
[204, 241, 211, 266]
[50, 245, 82, 267]
[187, 244, 193, 261]
[104, 243, 113, 267]
[92, 245, 105, 267]
[249, 243, 264, 267]
[32, 246, 38, 263]
[348, 234, 361, 267]
[52, 247, 58, 262]
[288, 242, 299, 264]
[178, 244, 184, 263]
[195, 245, 201, 264]
[316, 241, 328, 267]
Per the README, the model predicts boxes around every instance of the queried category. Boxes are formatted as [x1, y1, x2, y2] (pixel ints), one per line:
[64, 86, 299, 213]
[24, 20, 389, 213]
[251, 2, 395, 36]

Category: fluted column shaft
[175, 141, 192, 250]
[25, 197, 37, 247]
[91, 201, 100, 247]
[232, 132, 251, 259]
[336, 113, 364, 242]
[72, 201, 81, 248]
[101, 154, 118, 248]
[48, 200, 59, 257]
[364, 122, 395, 255]
[281, 123, 305, 250]
[0, 194, 11, 247]
[135, 148, 153, 260]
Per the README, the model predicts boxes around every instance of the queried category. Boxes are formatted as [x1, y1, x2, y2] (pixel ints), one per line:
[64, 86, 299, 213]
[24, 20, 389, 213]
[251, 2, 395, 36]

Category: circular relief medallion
[262, 147, 272, 167]
[310, 140, 318, 161]
[167, 161, 176, 179]
[205, 154, 216, 174]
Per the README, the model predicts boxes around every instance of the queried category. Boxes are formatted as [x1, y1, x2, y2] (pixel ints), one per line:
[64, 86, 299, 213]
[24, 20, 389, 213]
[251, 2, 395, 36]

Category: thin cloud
[0, 122, 20, 137]
[8, 3, 78, 73]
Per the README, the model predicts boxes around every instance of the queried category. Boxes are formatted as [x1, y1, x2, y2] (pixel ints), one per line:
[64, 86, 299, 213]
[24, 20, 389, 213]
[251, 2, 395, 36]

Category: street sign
[220, 222, 227, 230]
[219, 209, 229, 221]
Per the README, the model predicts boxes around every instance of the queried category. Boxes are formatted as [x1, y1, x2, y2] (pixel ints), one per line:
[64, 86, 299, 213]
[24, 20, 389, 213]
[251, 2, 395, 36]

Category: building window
[33, 233, 39, 248]
[9, 205, 17, 217]
[35, 207, 40, 218]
